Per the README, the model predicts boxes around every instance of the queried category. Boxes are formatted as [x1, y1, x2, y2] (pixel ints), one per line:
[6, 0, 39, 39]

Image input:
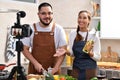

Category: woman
[68, 10, 101, 80]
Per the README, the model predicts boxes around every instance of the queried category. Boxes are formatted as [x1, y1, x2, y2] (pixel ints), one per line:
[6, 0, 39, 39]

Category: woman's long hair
[75, 10, 91, 42]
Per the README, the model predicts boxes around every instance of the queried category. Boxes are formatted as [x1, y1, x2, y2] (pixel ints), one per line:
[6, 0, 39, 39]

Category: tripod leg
[8, 66, 27, 80]
[8, 40, 27, 80]
[17, 66, 27, 80]
[8, 66, 17, 80]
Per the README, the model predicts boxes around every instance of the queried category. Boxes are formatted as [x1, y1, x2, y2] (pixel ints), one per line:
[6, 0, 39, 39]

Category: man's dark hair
[38, 2, 52, 11]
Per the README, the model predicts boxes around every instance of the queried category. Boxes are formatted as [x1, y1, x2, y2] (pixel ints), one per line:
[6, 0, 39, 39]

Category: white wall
[101, 0, 120, 38]
[38, 0, 93, 28]
[0, 1, 38, 64]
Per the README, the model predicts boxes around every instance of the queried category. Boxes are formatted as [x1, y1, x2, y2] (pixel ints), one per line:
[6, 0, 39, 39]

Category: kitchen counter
[97, 62, 120, 69]
[61, 62, 120, 79]
[61, 66, 72, 75]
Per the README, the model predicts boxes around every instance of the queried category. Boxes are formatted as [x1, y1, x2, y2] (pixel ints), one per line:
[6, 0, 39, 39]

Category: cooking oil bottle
[83, 40, 94, 53]
[66, 55, 73, 66]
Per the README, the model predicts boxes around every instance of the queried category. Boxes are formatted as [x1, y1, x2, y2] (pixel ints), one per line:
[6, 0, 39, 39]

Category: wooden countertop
[97, 62, 120, 69]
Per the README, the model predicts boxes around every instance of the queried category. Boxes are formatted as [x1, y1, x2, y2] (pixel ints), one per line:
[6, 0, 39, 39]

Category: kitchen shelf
[100, 37, 120, 40]
[0, 8, 19, 13]
[64, 27, 76, 29]
[92, 16, 100, 20]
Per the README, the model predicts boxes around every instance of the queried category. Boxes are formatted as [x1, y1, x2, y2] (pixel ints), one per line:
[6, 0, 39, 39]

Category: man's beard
[40, 18, 52, 26]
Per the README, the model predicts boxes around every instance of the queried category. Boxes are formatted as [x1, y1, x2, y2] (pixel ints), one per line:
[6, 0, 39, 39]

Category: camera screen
[11, 28, 22, 37]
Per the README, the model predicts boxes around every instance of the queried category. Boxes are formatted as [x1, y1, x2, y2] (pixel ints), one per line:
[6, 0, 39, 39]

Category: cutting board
[101, 46, 118, 62]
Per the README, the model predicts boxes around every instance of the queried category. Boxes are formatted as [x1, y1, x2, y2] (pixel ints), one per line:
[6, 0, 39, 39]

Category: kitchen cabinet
[101, 0, 120, 39]
[90, 16, 100, 36]
[90, 0, 120, 39]
[89, 0, 101, 37]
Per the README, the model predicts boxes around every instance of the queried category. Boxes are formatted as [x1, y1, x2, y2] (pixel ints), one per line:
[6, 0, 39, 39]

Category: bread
[97, 62, 120, 69]
[27, 74, 45, 80]
[28, 78, 37, 80]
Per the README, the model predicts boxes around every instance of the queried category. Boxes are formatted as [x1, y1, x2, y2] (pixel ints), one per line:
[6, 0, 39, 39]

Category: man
[22, 2, 67, 75]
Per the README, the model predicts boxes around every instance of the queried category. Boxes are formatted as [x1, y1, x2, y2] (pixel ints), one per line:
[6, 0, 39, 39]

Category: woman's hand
[83, 40, 94, 53]
[83, 40, 94, 57]
[86, 43, 94, 57]
[88, 49, 94, 57]
[85, 42, 93, 52]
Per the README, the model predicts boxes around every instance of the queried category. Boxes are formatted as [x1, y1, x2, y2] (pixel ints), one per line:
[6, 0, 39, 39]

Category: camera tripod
[8, 38, 27, 80]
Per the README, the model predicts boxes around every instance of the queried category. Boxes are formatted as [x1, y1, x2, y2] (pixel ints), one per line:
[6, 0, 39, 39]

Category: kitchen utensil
[0, 63, 16, 70]
[43, 70, 49, 77]
[96, 69, 106, 79]
[43, 70, 54, 80]
[0, 70, 10, 80]
[111, 77, 120, 80]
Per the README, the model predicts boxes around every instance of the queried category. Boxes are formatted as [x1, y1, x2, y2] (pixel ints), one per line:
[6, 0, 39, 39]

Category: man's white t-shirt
[22, 22, 67, 49]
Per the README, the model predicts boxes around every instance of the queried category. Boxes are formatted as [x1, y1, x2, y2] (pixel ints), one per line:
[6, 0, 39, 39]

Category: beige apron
[28, 23, 57, 74]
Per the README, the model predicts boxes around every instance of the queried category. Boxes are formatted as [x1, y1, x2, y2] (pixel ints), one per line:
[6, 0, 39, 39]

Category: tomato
[60, 77, 66, 80]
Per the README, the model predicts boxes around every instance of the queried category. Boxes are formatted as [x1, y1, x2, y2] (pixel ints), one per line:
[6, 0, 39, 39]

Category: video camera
[8, 11, 31, 80]
[11, 11, 32, 39]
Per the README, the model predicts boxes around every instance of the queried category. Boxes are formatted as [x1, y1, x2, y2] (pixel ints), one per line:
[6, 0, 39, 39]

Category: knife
[43, 70, 49, 77]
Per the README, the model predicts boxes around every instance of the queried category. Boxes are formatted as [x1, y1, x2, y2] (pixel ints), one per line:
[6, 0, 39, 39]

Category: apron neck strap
[51, 22, 55, 33]
[33, 23, 55, 32]
[33, 23, 38, 33]
[85, 31, 88, 42]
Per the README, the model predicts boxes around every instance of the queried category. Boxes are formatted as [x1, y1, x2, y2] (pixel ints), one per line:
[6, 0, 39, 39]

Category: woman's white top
[68, 30, 101, 61]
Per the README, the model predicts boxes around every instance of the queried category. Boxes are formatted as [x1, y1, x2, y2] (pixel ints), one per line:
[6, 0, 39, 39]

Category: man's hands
[34, 63, 59, 75]
[53, 48, 66, 57]
[53, 46, 67, 74]
[51, 67, 59, 74]
[34, 62, 44, 73]
[33, 47, 66, 74]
